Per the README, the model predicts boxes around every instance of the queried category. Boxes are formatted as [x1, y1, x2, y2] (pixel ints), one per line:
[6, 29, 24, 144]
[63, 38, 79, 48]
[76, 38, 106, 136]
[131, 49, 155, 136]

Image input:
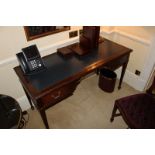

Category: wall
[0, 26, 81, 110]
[101, 26, 155, 91]
[0, 26, 155, 110]
[116, 26, 155, 40]
[0, 26, 82, 61]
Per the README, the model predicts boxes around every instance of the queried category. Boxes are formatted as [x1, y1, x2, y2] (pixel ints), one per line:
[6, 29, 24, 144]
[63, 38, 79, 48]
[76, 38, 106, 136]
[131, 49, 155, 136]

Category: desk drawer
[105, 54, 129, 70]
[38, 80, 80, 109]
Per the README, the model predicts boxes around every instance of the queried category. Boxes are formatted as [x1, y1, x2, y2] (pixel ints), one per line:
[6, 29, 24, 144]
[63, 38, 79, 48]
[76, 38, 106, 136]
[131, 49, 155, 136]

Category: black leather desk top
[23, 39, 131, 91]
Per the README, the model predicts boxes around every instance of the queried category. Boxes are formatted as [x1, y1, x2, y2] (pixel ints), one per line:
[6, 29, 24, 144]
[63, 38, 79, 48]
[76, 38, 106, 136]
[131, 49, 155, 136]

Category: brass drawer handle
[51, 91, 61, 99]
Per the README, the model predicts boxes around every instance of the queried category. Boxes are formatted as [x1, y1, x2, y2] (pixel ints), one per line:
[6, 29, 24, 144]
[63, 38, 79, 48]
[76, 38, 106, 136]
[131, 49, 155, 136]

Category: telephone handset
[16, 45, 45, 75]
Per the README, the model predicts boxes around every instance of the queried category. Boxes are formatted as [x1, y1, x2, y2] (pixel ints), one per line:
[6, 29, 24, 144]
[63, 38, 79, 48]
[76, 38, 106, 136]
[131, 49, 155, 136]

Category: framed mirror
[24, 26, 70, 41]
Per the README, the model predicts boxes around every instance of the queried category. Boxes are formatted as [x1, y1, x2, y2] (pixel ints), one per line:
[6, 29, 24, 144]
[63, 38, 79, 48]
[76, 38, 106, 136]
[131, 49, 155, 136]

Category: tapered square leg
[110, 104, 118, 122]
[40, 110, 49, 129]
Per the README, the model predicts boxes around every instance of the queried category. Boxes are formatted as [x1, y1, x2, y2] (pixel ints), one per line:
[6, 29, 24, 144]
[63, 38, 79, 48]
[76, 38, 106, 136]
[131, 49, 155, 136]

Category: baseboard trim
[115, 68, 146, 91]
[17, 95, 31, 111]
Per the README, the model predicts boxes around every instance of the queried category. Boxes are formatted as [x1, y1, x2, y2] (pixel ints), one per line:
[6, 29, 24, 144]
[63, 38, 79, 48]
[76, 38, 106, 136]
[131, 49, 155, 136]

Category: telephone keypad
[30, 59, 42, 70]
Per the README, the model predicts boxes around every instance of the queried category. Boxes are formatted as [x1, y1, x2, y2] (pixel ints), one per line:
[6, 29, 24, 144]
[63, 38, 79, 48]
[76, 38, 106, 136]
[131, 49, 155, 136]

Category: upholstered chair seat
[110, 75, 155, 129]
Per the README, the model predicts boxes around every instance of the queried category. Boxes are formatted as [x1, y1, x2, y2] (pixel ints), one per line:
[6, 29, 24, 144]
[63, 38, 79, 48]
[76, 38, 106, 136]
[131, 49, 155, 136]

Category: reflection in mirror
[24, 26, 70, 41]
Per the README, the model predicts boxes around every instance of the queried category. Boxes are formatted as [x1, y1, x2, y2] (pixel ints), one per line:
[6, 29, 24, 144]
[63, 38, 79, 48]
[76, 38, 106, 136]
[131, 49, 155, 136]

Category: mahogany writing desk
[14, 38, 132, 128]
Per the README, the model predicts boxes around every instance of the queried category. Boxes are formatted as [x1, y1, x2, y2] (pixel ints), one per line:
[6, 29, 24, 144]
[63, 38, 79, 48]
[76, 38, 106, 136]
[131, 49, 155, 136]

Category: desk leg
[22, 87, 34, 110]
[118, 62, 128, 89]
[96, 68, 99, 75]
[40, 110, 49, 129]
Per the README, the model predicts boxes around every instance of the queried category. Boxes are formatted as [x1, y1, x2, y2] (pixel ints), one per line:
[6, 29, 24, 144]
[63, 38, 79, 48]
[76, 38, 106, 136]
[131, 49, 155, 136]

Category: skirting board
[115, 68, 146, 91]
[17, 95, 31, 111]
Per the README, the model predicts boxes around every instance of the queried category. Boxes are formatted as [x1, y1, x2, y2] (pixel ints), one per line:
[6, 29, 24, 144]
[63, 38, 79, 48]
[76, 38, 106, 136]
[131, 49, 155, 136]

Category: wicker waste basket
[98, 68, 117, 93]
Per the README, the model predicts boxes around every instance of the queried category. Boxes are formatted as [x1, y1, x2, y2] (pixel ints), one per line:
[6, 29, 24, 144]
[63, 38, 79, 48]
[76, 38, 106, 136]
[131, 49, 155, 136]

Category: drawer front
[38, 80, 80, 109]
[105, 54, 129, 70]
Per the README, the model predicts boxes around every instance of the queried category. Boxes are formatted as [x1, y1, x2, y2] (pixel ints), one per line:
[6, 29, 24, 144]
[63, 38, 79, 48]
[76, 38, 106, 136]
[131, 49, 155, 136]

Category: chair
[110, 75, 155, 129]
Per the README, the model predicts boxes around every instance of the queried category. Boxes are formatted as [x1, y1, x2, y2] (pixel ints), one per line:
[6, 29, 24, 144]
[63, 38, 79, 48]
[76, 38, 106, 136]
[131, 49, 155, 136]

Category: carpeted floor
[25, 74, 139, 129]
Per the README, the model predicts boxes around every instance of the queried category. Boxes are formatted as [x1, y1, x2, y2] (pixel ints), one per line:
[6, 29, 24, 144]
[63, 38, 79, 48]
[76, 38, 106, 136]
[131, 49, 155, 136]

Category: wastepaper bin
[0, 94, 22, 128]
[98, 68, 117, 92]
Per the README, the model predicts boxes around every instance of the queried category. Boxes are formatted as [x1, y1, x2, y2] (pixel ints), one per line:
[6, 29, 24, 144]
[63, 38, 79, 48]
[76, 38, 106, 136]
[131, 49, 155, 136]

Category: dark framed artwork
[24, 26, 70, 41]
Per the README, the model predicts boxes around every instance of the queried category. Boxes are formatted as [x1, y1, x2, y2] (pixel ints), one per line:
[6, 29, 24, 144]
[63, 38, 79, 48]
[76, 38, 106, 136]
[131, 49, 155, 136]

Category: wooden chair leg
[110, 103, 118, 122]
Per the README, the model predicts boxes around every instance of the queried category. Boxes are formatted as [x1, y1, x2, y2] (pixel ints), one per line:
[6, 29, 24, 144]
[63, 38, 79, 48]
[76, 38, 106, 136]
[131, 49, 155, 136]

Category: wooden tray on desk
[69, 43, 90, 56]
[57, 46, 73, 57]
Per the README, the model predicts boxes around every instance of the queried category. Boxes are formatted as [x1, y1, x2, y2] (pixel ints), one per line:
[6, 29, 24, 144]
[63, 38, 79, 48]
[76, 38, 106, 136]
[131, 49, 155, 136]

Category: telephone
[16, 45, 45, 75]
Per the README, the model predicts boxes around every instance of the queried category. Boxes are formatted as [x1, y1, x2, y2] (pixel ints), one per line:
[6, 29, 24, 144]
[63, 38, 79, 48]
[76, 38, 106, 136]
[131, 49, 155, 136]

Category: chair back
[147, 75, 155, 95]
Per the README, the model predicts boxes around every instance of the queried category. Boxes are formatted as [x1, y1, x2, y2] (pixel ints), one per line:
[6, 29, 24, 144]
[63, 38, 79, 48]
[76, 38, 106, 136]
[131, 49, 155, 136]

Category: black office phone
[16, 45, 45, 75]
